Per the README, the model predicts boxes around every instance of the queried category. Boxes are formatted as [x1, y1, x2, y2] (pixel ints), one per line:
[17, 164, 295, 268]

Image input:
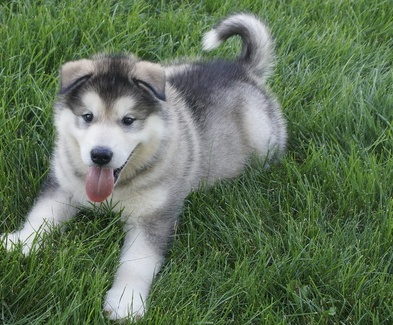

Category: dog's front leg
[103, 223, 167, 321]
[1, 187, 77, 255]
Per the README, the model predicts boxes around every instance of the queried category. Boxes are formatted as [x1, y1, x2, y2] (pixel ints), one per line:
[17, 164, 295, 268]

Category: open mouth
[85, 150, 135, 203]
[113, 160, 127, 184]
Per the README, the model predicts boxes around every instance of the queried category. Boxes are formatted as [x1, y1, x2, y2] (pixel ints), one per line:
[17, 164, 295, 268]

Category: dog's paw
[103, 285, 146, 321]
[0, 231, 36, 255]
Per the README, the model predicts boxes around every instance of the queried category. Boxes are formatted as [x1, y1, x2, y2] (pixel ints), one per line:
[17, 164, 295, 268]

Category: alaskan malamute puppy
[2, 13, 286, 321]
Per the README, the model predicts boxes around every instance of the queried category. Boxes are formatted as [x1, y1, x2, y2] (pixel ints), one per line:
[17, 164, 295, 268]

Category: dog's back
[167, 13, 287, 183]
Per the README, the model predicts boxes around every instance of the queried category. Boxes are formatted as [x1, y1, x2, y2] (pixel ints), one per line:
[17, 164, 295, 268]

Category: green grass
[1, 0, 392, 324]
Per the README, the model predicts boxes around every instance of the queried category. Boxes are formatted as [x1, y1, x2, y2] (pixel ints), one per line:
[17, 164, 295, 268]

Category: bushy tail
[202, 13, 274, 82]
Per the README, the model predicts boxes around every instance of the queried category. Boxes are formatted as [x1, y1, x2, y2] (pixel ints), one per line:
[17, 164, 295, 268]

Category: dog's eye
[122, 116, 135, 126]
[82, 113, 93, 123]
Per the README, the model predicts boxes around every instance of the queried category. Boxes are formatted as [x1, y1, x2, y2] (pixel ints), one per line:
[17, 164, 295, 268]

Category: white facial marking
[81, 92, 105, 116]
[76, 94, 143, 169]
[113, 97, 136, 118]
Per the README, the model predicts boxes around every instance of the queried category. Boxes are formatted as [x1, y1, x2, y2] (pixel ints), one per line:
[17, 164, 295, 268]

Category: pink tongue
[85, 167, 115, 202]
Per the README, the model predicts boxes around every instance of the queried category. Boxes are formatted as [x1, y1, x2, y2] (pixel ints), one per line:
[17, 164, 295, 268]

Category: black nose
[90, 147, 113, 166]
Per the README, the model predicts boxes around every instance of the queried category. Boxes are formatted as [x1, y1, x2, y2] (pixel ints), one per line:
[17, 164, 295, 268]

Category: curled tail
[202, 13, 275, 82]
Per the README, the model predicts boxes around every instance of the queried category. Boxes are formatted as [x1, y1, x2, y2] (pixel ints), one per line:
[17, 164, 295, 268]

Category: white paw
[103, 285, 147, 321]
[0, 231, 37, 255]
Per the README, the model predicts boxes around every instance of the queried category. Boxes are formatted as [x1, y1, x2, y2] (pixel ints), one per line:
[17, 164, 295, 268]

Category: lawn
[0, 0, 392, 324]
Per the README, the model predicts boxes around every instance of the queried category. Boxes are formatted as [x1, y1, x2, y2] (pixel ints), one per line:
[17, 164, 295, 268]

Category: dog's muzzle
[85, 147, 132, 202]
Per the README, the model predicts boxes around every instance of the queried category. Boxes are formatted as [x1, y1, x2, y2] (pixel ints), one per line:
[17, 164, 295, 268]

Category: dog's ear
[133, 61, 166, 101]
[60, 59, 94, 94]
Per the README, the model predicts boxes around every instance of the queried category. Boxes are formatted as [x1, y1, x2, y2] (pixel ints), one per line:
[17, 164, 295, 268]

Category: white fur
[243, 97, 280, 158]
[1, 189, 77, 254]
[1, 13, 286, 323]
[81, 92, 106, 116]
[202, 13, 274, 82]
[113, 185, 169, 219]
[202, 30, 222, 51]
[103, 227, 162, 320]
[1, 89, 174, 320]
[112, 96, 137, 119]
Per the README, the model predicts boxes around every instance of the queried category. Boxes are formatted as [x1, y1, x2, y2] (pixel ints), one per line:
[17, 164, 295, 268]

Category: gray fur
[202, 13, 275, 81]
[1, 13, 286, 322]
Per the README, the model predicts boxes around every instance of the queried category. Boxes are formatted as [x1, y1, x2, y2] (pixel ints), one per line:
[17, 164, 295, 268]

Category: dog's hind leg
[242, 96, 287, 162]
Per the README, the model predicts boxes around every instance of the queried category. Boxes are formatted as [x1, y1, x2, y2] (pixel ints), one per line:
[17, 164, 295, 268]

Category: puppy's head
[55, 55, 167, 202]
